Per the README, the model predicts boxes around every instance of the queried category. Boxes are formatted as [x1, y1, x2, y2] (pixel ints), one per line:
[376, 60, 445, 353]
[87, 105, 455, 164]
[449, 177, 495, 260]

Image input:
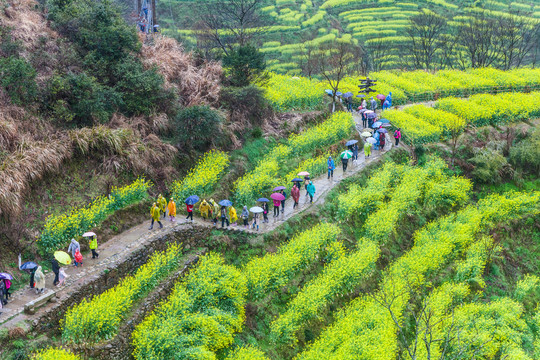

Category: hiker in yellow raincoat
[209, 198, 219, 226]
[157, 194, 167, 218]
[168, 198, 176, 222]
[228, 206, 238, 226]
[149, 202, 163, 230]
[199, 199, 212, 221]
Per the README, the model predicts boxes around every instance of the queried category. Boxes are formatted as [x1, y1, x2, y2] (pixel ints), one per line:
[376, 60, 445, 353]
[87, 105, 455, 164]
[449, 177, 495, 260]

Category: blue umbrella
[346, 140, 358, 146]
[291, 178, 303, 182]
[372, 121, 382, 128]
[367, 112, 377, 119]
[257, 198, 269, 202]
[343, 92, 353, 98]
[20, 261, 37, 271]
[356, 94, 366, 98]
[219, 200, 233, 207]
[336, 91, 343, 97]
[0, 272, 13, 280]
[325, 89, 333, 96]
[185, 195, 200, 205]
[379, 119, 390, 124]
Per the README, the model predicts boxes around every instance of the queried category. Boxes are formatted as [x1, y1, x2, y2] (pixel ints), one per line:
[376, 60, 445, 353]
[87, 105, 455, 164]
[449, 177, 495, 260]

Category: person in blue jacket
[327, 156, 335, 179]
[383, 99, 390, 110]
[386, 92, 392, 107]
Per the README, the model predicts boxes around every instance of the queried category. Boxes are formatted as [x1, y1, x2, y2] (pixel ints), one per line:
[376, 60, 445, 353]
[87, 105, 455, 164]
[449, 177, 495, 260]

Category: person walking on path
[353, 143, 359, 161]
[210, 199, 219, 226]
[341, 156, 349, 172]
[364, 141, 372, 158]
[304, 176, 311, 196]
[327, 156, 335, 179]
[34, 266, 45, 294]
[157, 194, 167, 218]
[262, 202, 269, 223]
[273, 198, 281, 217]
[370, 97, 378, 111]
[291, 184, 300, 209]
[199, 199, 212, 221]
[51, 257, 60, 286]
[386, 92, 392, 107]
[186, 202, 194, 222]
[149, 202, 163, 230]
[229, 205, 238, 226]
[220, 206, 230, 228]
[89, 235, 99, 259]
[74, 249, 83, 267]
[383, 99, 390, 110]
[306, 181, 316, 203]
[3, 279, 11, 301]
[0, 280, 6, 308]
[168, 198, 176, 222]
[241, 206, 249, 228]
[280, 189, 287, 213]
[251, 212, 259, 231]
[380, 132, 386, 152]
[394, 128, 401, 147]
[67, 238, 80, 263]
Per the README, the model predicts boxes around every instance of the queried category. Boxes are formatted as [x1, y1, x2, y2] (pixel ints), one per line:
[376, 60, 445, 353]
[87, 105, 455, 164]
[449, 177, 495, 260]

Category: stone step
[24, 290, 57, 315]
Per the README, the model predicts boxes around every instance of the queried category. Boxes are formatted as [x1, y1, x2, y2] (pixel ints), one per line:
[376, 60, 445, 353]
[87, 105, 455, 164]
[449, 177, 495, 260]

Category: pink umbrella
[376, 94, 386, 100]
[270, 193, 286, 201]
[273, 186, 286, 191]
[297, 171, 310, 176]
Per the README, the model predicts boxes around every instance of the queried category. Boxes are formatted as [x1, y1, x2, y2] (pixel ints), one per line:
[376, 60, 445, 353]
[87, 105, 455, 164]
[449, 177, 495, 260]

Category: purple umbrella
[270, 193, 286, 201]
[273, 186, 286, 191]
[367, 112, 377, 119]
[381, 123, 392, 127]
[0, 272, 13, 280]
[376, 94, 386, 100]
[377, 128, 388, 133]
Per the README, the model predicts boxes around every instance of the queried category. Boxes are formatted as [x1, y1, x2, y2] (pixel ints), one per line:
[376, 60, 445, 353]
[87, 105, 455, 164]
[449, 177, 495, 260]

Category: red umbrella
[270, 193, 285, 201]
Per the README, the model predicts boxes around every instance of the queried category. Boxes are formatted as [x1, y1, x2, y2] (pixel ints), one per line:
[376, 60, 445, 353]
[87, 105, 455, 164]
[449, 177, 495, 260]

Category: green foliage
[172, 106, 223, 152]
[223, 45, 267, 87]
[0, 56, 37, 105]
[32, 348, 80, 360]
[45, 73, 118, 125]
[220, 85, 271, 126]
[132, 253, 247, 359]
[510, 128, 540, 174]
[469, 148, 509, 184]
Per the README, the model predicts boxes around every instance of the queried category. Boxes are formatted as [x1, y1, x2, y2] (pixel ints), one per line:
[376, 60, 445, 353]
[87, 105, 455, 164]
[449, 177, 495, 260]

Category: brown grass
[140, 35, 222, 107]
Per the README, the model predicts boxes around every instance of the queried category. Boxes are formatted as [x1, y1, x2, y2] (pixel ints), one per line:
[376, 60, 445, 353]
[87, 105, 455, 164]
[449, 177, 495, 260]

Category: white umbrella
[82, 232, 96, 237]
[361, 131, 372, 137]
[250, 206, 264, 213]
[366, 137, 377, 144]
[364, 110, 374, 114]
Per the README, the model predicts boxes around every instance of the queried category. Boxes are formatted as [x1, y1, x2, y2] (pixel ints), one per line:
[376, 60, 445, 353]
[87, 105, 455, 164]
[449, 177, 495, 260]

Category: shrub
[32, 348, 80, 360]
[222, 45, 267, 87]
[509, 128, 540, 174]
[469, 148, 509, 184]
[172, 106, 223, 151]
[220, 85, 271, 126]
[0, 57, 37, 105]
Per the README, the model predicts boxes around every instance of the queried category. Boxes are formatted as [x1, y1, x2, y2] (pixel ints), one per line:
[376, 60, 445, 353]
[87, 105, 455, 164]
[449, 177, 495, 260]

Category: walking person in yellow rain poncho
[157, 194, 167, 218]
[199, 199, 212, 221]
[149, 202, 163, 230]
[229, 205, 238, 226]
[209, 198, 219, 226]
[168, 198, 176, 222]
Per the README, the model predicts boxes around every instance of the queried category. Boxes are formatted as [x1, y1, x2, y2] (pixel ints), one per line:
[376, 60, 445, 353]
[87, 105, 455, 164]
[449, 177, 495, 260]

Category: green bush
[45, 73, 118, 125]
[222, 45, 267, 87]
[0, 57, 37, 105]
[509, 128, 540, 174]
[220, 85, 271, 125]
[172, 106, 223, 152]
[469, 148, 509, 184]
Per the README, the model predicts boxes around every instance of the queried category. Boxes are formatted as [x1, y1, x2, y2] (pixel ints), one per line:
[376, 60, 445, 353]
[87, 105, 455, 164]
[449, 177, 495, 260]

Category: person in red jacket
[186, 203, 194, 222]
[291, 184, 300, 209]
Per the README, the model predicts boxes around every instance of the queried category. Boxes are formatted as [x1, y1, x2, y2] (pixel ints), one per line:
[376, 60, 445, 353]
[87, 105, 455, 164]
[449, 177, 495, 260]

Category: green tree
[0, 57, 37, 105]
[172, 106, 223, 152]
[222, 45, 267, 87]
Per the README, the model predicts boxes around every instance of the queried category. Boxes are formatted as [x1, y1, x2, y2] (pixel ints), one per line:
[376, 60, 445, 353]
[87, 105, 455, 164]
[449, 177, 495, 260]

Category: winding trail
[0, 113, 397, 330]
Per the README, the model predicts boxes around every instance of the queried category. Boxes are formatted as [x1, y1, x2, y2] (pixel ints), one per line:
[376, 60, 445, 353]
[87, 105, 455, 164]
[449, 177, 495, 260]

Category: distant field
[157, 0, 540, 74]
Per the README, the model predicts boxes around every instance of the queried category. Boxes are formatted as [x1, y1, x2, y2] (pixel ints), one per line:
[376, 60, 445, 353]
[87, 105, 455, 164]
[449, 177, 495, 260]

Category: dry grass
[140, 35, 222, 107]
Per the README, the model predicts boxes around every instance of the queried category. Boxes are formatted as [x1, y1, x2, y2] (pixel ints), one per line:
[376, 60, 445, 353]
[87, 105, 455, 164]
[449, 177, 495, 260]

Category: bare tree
[456, 11, 503, 68]
[496, 12, 540, 70]
[365, 38, 393, 72]
[405, 10, 447, 71]
[194, 0, 270, 56]
[313, 40, 363, 112]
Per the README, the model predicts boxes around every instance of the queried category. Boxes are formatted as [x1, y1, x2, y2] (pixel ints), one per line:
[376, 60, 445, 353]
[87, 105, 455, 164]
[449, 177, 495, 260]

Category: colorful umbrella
[366, 137, 377, 144]
[372, 121, 382, 128]
[20, 261, 37, 271]
[377, 128, 388, 133]
[257, 198, 269, 202]
[298, 171, 310, 176]
[379, 119, 390, 124]
[345, 140, 358, 146]
[218, 200, 233, 207]
[291, 178, 303, 182]
[273, 186, 286, 191]
[250, 206, 264, 213]
[376, 94, 386, 100]
[82, 232, 96, 237]
[54, 251, 72, 265]
[185, 195, 200, 205]
[361, 131, 372, 137]
[0, 272, 13, 280]
[270, 193, 286, 201]
[341, 150, 353, 159]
